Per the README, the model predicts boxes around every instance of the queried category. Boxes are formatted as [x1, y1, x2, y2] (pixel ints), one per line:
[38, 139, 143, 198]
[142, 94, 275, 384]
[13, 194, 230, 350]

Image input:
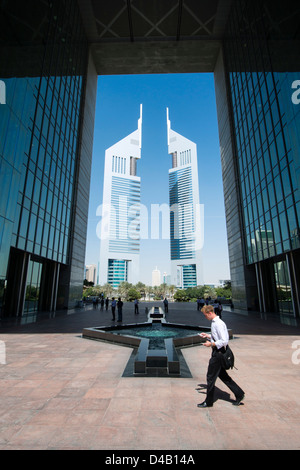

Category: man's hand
[199, 332, 210, 339]
[204, 341, 212, 347]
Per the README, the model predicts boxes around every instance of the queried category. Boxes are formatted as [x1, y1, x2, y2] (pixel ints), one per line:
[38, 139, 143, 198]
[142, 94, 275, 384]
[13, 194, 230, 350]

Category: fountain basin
[82, 321, 210, 348]
[82, 307, 232, 377]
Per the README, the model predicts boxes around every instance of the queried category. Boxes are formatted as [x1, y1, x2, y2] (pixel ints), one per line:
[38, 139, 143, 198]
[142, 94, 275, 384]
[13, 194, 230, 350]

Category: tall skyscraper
[152, 267, 161, 287]
[215, 0, 300, 316]
[167, 108, 203, 288]
[99, 105, 142, 288]
[0, 0, 97, 317]
[85, 265, 97, 285]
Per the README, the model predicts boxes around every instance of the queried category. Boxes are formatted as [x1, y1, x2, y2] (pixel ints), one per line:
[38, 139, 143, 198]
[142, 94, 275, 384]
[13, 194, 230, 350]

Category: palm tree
[102, 283, 113, 298]
[168, 284, 176, 300]
[135, 282, 146, 300]
[117, 281, 132, 300]
[145, 285, 153, 301]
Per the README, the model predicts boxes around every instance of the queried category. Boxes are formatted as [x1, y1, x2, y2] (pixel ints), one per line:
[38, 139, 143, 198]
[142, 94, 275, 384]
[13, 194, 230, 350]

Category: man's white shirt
[210, 316, 229, 349]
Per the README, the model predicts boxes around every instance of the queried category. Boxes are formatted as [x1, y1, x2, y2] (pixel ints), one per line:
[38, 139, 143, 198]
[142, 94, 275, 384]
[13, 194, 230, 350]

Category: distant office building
[99, 106, 142, 289]
[163, 272, 171, 285]
[152, 267, 161, 287]
[167, 109, 203, 289]
[85, 265, 97, 284]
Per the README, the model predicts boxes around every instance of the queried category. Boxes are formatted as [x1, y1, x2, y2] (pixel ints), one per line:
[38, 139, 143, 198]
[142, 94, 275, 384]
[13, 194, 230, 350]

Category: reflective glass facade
[106, 176, 140, 289]
[167, 107, 203, 287]
[109, 176, 141, 254]
[169, 167, 195, 261]
[0, 0, 94, 318]
[25, 260, 42, 314]
[226, 5, 300, 265]
[99, 106, 142, 287]
[108, 259, 129, 289]
[182, 264, 197, 289]
[220, 0, 300, 319]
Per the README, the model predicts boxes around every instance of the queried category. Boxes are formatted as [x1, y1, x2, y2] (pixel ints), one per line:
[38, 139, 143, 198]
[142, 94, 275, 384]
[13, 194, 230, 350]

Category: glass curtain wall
[224, 0, 300, 317]
[24, 260, 42, 314]
[273, 260, 293, 315]
[108, 259, 129, 289]
[169, 167, 195, 260]
[0, 0, 88, 317]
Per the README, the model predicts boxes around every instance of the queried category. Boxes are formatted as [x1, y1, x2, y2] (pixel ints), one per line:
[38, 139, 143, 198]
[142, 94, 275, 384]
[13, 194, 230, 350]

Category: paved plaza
[0, 302, 300, 450]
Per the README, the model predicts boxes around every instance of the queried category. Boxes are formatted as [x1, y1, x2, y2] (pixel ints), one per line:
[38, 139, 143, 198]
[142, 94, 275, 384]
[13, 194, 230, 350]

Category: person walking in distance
[111, 297, 116, 321]
[197, 304, 245, 408]
[117, 297, 123, 322]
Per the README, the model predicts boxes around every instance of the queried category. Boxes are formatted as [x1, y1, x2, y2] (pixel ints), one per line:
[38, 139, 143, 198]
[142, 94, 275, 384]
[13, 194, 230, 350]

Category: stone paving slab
[0, 303, 300, 450]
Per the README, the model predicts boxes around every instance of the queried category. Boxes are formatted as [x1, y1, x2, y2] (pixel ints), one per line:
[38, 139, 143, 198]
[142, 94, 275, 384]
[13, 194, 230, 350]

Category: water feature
[82, 306, 216, 377]
[110, 322, 203, 349]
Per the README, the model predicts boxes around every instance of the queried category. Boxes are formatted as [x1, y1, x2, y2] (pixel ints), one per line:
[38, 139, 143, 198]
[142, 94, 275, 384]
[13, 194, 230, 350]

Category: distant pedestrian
[213, 299, 219, 315]
[213, 300, 222, 319]
[163, 298, 168, 313]
[111, 297, 116, 321]
[105, 297, 109, 310]
[117, 297, 123, 322]
[134, 298, 139, 314]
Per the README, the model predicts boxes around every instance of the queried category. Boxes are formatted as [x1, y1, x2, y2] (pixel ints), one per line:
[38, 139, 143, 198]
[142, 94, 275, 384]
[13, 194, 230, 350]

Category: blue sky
[85, 73, 230, 285]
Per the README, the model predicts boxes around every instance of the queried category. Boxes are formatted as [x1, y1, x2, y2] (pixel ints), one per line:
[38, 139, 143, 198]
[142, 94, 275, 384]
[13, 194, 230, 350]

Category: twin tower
[99, 105, 203, 289]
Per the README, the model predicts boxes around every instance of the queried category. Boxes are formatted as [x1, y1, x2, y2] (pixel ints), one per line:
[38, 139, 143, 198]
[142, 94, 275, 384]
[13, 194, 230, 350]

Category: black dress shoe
[197, 401, 213, 408]
[232, 394, 245, 406]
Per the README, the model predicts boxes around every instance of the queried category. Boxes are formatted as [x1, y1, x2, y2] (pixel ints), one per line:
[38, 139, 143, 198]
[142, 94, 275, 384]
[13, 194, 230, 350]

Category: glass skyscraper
[99, 105, 142, 288]
[167, 108, 203, 288]
[0, 0, 97, 318]
[214, 0, 300, 319]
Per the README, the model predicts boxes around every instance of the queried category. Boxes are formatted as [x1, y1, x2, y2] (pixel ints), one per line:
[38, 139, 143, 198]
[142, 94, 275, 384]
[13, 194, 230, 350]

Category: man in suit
[197, 304, 245, 408]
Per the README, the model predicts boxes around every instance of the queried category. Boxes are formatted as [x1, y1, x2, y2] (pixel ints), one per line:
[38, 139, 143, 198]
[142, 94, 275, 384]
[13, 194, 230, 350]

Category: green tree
[215, 286, 232, 299]
[117, 281, 132, 300]
[127, 287, 141, 302]
[106, 283, 115, 297]
[174, 289, 189, 302]
[168, 284, 176, 300]
[135, 282, 146, 300]
[203, 285, 217, 299]
[153, 284, 167, 299]
[145, 285, 153, 300]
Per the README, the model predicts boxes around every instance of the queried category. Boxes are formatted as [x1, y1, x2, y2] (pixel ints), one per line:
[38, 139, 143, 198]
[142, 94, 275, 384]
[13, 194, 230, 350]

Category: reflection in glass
[274, 260, 293, 316]
[24, 260, 42, 313]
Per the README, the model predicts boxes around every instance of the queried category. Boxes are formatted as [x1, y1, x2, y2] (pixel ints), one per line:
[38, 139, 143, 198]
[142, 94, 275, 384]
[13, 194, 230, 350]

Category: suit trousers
[205, 348, 244, 405]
